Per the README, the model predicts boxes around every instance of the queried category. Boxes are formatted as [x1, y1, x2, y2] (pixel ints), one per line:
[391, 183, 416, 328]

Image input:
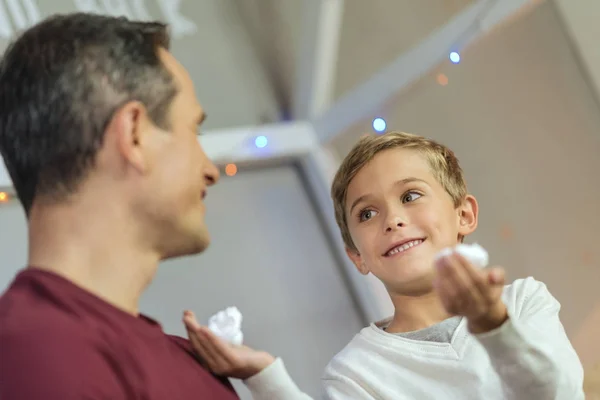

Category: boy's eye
[402, 191, 422, 203]
[359, 209, 378, 222]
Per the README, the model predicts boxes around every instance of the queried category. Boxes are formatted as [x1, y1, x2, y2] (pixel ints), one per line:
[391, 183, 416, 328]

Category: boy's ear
[458, 194, 478, 236]
[346, 247, 369, 275]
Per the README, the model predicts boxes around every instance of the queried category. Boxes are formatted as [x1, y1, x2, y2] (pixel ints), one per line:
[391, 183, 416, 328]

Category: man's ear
[346, 247, 370, 275]
[458, 194, 478, 237]
[105, 101, 150, 174]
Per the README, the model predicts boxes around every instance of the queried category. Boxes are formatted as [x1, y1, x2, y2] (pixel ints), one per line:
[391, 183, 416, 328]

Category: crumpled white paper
[435, 243, 489, 268]
[208, 306, 244, 345]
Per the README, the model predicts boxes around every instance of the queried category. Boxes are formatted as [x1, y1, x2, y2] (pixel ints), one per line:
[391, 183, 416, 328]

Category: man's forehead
[157, 47, 192, 88]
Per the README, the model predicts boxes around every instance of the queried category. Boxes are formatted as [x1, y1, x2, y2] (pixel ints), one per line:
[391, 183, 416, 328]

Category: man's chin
[188, 230, 211, 254]
[158, 231, 211, 260]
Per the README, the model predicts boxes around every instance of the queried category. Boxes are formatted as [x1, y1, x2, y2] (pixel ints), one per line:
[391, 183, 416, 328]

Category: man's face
[134, 49, 219, 258]
[344, 148, 477, 295]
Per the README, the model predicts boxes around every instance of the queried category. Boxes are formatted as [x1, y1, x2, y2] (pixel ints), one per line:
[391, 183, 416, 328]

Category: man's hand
[433, 253, 508, 334]
[183, 311, 275, 380]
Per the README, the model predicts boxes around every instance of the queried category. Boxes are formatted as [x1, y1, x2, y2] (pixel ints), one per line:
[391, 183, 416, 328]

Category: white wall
[554, 0, 600, 105]
[0, 0, 281, 130]
[0, 164, 365, 399]
[330, 0, 600, 368]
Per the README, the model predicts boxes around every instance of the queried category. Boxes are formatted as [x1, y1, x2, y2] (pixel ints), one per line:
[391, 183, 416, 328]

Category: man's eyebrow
[197, 111, 207, 125]
[195, 112, 206, 136]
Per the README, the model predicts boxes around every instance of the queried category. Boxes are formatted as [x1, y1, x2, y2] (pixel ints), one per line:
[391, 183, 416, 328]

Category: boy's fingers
[435, 259, 459, 302]
[198, 327, 239, 363]
[487, 267, 505, 286]
[458, 255, 490, 301]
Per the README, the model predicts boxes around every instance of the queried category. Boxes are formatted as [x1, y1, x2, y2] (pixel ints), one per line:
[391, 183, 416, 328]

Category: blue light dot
[255, 135, 268, 148]
[449, 51, 461, 64]
[372, 117, 386, 133]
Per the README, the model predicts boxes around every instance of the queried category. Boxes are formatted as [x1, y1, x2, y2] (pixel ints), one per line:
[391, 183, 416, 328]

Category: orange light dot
[436, 73, 449, 86]
[499, 224, 514, 240]
[582, 250, 594, 265]
[225, 164, 237, 176]
[0, 192, 8, 202]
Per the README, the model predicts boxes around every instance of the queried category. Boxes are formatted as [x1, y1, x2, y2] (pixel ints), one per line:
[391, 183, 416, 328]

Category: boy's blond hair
[331, 131, 468, 251]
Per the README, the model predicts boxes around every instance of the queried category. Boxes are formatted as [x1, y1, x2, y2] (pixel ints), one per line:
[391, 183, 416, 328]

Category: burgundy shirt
[0, 269, 239, 399]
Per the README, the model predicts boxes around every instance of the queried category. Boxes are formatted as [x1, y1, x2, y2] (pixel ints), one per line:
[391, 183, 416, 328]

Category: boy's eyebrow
[348, 177, 428, 215]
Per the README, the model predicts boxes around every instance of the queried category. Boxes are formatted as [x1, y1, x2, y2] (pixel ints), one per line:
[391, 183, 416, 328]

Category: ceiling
[0, 0, 521, 133]
[1, 0, 596, 137]
[232, 0, 475, 114]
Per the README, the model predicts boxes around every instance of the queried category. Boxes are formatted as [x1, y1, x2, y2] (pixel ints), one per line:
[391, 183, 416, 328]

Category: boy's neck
[386, 290, 453, 333]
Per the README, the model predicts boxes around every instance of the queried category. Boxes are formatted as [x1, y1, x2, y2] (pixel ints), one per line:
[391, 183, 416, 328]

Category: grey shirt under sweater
[389, 316, 463, 343]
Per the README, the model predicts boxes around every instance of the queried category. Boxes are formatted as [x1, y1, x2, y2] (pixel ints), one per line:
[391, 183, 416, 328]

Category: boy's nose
[385, 215, 405, 232]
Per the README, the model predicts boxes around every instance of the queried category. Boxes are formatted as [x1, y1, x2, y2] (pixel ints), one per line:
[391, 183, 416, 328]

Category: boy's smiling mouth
[384, 239, 425, 257]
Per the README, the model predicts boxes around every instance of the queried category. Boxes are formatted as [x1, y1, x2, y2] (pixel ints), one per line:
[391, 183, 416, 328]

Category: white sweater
[244, 277, 584, 399]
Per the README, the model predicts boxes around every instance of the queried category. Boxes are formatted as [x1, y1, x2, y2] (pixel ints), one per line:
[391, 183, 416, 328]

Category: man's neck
[26, 201, 159, 316]
[386, 290, 453, 333]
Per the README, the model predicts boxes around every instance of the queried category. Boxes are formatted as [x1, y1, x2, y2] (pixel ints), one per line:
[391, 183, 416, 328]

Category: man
[0, 12, 300, 399]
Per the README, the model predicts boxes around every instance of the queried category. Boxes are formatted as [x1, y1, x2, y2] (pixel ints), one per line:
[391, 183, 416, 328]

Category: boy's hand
[433, 253, 508, 334]
[183, 311, 275, 380]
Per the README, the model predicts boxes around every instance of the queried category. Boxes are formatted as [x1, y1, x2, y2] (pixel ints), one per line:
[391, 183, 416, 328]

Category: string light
[254, 136, 268, 148]
[372, 118, 387, 133]
[366, 1, 497, 131]
[0, 192, 8, 203]
[225, 163, 237, 177]
[449, 51, 461, 64]
[437, 73, 449, 86]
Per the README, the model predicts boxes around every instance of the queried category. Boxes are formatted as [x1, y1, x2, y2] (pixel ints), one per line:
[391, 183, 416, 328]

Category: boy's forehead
[346, 148, 433, 199]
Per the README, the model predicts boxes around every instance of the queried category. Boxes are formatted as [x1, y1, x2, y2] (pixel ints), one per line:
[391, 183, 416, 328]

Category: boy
[184, 132, 584, 399]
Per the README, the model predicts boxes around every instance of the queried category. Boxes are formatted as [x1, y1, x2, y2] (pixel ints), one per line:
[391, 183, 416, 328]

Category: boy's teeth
[387, 240, 423, 256]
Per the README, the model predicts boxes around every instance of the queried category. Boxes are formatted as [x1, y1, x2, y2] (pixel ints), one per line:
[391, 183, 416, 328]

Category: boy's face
[344, 148, 478, 295]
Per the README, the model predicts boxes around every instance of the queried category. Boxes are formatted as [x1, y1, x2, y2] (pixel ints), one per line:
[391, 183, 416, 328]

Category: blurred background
[0, 0, 599, 398]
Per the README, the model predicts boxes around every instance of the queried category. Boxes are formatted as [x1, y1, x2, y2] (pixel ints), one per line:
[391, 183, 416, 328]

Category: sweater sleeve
[243, 358, 314, 400]
[243, 357, 375, 400]
[474, 277, 584, 399]
[322, 376, 378, 399]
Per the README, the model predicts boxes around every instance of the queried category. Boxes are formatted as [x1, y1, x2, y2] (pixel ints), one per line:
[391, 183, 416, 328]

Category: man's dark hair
[0, 13, 178, 215]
